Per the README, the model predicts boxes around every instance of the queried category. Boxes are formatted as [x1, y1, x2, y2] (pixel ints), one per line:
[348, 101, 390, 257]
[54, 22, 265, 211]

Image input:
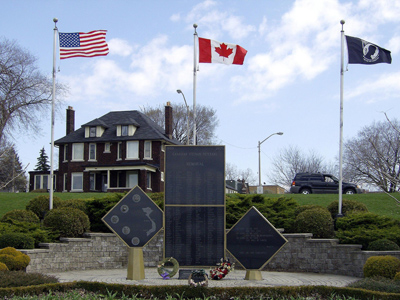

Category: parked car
[290, 172, 363, 194]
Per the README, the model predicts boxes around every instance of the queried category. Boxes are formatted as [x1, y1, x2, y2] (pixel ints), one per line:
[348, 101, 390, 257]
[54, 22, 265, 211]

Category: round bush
[294, 205, 325, 217]
[0, 210, 40, 224]
[26, 195, 62, 219]
[363, 255, 400, 279]
[43, 208, 90, 237]
[327, 199, 368, 218]
[368, 239, 400, 251]
[58, 199, 89, 214]
[0, 247, 30, 271]
[293, 207, 334, 238]
[394, 272, 400, 281]
[0, 233, 35, 249]
[0, 262, 8, 271]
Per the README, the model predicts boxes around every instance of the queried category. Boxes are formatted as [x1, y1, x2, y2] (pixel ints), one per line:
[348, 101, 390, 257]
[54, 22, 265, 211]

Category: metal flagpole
[338, 20, 345, 217]
[49, 18, 58, 210]
[193, 24, 198, 145]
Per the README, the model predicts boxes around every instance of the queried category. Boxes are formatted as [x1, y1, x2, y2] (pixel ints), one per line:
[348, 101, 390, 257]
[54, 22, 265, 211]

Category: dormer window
[121, 125, 128, 136]
[89, 127, 96, 137]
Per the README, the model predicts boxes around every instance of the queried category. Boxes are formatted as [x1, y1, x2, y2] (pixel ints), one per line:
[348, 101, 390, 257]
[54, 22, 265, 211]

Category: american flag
[59, 30, 109, 59]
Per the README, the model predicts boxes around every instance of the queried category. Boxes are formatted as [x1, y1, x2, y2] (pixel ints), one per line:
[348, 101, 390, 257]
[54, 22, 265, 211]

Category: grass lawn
[0, 191, 399, 221]
[0, 192, 105, 218]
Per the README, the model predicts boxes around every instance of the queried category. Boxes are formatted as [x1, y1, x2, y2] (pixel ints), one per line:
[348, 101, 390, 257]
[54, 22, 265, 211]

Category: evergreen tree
[34, 147, 50, 172]
[0, 142, 28, 192]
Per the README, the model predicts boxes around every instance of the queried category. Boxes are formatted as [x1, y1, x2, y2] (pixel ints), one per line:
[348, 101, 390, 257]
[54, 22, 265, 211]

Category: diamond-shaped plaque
[102, 186, 163, 248]
[227, 206, 288, 270]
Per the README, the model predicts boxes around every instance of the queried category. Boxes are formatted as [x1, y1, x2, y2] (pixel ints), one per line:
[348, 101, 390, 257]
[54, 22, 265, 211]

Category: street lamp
[258, 132, 283, 194]
[177, 89, 190, 145]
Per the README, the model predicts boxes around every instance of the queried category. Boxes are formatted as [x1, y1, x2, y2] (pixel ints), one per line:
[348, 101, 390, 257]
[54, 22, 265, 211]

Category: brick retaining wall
[20, 231, 400, 278]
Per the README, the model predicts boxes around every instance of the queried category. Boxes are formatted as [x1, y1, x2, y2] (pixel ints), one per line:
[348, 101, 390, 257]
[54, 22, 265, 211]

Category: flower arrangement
[188, 269, 208, 287]
[157, 257, 179, 279]
[210, 258, 234, 280]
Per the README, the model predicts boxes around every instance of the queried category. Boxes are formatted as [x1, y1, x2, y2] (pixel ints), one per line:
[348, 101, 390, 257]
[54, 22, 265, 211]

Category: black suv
[290, 173, 362, 194]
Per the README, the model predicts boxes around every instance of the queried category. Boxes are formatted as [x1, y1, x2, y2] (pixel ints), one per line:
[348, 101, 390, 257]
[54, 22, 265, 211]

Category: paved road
[48, 268, 360, 288]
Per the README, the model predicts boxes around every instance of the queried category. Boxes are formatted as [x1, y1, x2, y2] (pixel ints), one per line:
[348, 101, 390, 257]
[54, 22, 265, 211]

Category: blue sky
[2, 0, 400, 185]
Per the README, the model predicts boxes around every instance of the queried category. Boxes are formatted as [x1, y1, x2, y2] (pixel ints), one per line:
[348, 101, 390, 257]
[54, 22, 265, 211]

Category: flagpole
[338, 20, 345, 217]
[49, 18, 58, 210]
[193, 24, 198, 145]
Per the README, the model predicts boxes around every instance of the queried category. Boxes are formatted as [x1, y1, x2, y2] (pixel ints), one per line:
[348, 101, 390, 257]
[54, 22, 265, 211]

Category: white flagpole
[193, 24, 198, 145]
[338, 20, 345, 217]
[49, 18, 58, 210]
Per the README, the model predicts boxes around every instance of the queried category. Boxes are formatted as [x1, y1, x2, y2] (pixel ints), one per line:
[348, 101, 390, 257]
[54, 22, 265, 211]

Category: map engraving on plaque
[227, 206, 288, 270]
[102, 186, 163, 248]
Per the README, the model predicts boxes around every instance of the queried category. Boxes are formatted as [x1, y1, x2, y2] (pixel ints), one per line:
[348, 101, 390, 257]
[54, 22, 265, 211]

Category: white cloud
[108, 38, 134, 57]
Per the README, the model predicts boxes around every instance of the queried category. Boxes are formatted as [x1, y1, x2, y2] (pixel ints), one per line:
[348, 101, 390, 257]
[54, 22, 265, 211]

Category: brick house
[29, 103, 180, 193]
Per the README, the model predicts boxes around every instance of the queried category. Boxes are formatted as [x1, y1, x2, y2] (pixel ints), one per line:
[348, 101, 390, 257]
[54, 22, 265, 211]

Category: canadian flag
[198, 37, 247, 65]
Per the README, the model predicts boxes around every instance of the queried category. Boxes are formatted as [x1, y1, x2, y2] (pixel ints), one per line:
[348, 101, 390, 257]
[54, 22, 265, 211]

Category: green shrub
[0, 210, 40, 224]
[327, 199, 369, 218]
[395, 272, 400, 281]
[85, 193, 124, 232]
[0, 247, 30, 271]
[293, 207, 334, 238]
[348, 276, 400, 294]
[363, 255, 400, 279]
[0, 221, 59, 247]
[368, 239, 400, 251]
[148, 192, 164, 209]
[294, 205, 325, 216]
[0, 232, 35, 249]
[336, 226, 400, 249]
[0, 262, 8, 271]
[335, 212, 400, 231]
[0, 271, 58, 287]
[58, 198, 89, 214]
[26, 195, 62, 219]
[43, 208, 90, 237]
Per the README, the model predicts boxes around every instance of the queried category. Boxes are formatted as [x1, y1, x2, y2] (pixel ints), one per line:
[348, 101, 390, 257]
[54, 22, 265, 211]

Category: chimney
[66, 106, 75, 135]
[165, 102, 173, 139]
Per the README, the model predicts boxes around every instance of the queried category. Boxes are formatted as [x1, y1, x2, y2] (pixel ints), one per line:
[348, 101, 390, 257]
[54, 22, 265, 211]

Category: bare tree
[141, 102, 219, 145]
[343, 119, 400, 193]
[0, 38, 65, 142]
[268, 145, 336, 187]
[226, 162, 257, 185]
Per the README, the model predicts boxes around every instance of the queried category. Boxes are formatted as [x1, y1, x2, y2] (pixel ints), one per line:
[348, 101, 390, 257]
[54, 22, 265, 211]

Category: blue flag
[346, 35, 391, 65]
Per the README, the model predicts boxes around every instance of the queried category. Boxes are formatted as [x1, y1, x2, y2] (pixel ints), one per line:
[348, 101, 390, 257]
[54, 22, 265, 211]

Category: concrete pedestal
[127, 247, 145, 280]
[244, 270, 263, 280]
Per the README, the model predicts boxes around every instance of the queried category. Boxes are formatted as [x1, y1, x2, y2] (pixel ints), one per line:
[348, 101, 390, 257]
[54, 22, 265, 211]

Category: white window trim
[104, 143, 111, 153]
[63, 173, 67, 192]
[126, 141, 139, 160]
[63, 144, 68, 162]
[71, 172, 83, 192]
[117, 142, 122, 160]
[89, 143, 97, 161]
[144, 141, 152, 160]
[147, 172, 152, 190]
[72, 143, 84, 161]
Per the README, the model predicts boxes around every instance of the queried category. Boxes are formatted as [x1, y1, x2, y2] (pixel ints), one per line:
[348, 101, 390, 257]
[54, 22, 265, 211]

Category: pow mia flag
[346, 35, 392, 65]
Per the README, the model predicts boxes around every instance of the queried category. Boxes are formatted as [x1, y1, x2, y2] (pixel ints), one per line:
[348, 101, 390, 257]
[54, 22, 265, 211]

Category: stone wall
[20, 231, 400, 278]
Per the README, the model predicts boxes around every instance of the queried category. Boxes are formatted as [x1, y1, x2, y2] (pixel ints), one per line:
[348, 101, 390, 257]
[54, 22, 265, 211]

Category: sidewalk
[47, 268, 360, 288]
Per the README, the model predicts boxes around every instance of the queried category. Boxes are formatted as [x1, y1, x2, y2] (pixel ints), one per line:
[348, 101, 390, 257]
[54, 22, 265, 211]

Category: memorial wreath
[210, 258, 234, 280]
[188, 269, 208, 287]
[157, 257, 179, 279]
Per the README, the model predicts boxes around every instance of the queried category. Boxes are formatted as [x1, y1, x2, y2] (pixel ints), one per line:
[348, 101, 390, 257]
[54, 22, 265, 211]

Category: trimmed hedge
[0, 247, 30, 271]
[327, 199, 369, 218]
[364, 256, 400, 279]
[293, 207, 335, 238]
[26, 195, 62, 219]
[368, 239, 400, 251]
[0, 210, 40, 224]
[43, 208, 90, 238]
[0, 232, 35, 249]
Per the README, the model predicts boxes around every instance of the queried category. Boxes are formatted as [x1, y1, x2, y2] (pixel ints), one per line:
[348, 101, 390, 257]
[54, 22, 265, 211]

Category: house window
[63, 144, 68, 162]
[144, 141, 152, 159]
[147, 172, 151, 189]
[34, 175, 50, 190]
[117, 142, 122, 160]
[90, 173, 95, 191]
[71, 172, 83, 191]
[63, 173, 67, 192]
[161, 172, 164, 182]
[121, 125, 128, 136]
[104, 143, 111, 153]
[72, 143, 84, 161]
[89, 143, 96, 160]
[89, 126, 96, 137]
[126, 141, 139, 159]
[126, 171, 138, 188]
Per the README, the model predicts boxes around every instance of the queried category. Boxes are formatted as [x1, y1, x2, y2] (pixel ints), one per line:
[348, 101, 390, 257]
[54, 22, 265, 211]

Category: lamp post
[177, 89, 190, 145]
[258, 132, 283, 194]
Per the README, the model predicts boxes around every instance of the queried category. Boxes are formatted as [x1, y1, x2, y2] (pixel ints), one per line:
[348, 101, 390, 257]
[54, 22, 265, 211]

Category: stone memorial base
[127, 247, 145, 280]
[244, 270, 263, 281]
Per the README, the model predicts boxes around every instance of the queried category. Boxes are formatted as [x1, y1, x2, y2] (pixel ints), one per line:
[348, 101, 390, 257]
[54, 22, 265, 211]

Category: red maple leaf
[214, 43, 233, 59]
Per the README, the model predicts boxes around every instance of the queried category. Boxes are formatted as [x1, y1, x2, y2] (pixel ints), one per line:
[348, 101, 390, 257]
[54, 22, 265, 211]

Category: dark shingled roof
[55, 110, 181, 145]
